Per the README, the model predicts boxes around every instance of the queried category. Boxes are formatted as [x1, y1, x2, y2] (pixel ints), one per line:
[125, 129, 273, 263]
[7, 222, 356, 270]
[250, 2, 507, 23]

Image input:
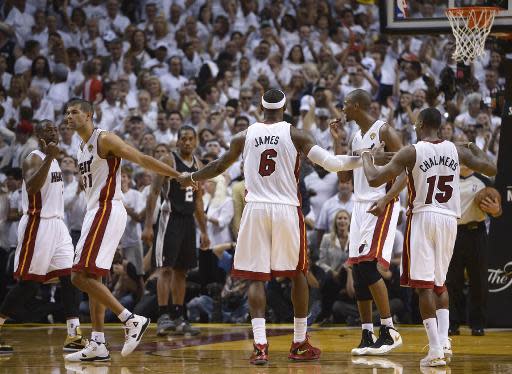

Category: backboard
[379, 0, 512, 34]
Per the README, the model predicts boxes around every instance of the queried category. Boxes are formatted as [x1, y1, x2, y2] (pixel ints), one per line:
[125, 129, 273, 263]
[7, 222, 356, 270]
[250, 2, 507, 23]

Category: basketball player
[0, 120, 85, 353]
[340, 89, 404, 355]
[142, 125, 209, 337]
[63, 99, 181, 361]
[361, 107, 496, 366]
[176, 89, 391, 365]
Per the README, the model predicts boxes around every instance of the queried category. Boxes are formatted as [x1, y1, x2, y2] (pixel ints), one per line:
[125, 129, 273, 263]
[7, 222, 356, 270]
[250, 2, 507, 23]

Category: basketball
[474, 186, 501, 207]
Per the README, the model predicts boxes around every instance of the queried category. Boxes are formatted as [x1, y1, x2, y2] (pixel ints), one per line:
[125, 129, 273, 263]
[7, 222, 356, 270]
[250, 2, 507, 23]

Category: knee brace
[352, 264, 372, 301]
[358, 260, 382, 286]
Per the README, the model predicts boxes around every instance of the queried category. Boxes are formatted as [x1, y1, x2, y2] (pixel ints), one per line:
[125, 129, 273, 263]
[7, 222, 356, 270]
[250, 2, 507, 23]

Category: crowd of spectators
[0, 0, 506, 329]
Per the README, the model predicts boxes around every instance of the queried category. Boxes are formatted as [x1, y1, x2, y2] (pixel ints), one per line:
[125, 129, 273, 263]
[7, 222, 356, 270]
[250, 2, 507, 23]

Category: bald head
[346, 89, 372, 110]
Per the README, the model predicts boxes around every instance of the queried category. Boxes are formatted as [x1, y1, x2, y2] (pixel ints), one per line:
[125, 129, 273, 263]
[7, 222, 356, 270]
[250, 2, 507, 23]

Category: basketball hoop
[446, 7, 500, 64]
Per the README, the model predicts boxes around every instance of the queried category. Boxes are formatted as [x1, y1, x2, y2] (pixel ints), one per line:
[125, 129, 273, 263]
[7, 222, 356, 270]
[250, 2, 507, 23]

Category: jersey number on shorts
[259, 149, 277, 177]
[185, 186, 194, 202]
[425, 175, 454, 204]
[82, 174, 92, 189]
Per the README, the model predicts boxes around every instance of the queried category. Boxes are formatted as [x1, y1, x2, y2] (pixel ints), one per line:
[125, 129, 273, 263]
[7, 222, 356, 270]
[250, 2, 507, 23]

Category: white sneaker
[420, 348, 446, 367]
[365, 326, 402, 355]
[65, 362, 111, 374]
[351, 329, 377, 355]
[64, 340, 111, 362]
[442, 338, 452, 364]
[121, 314, 150, 357]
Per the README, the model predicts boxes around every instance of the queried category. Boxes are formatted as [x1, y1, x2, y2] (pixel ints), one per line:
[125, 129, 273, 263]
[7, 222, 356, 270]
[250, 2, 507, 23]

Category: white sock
[381, 317, 394, 328]
[91, 331, 105, 344]
[66, 318, 80, 336]
[436, 309, 449, 346]
[0, 316, 6, 326]
[362, 323, 374, 332]
[118, 309, 133, 323]
[293, 317, 307, 343]
[251, 318, 267, 345]
[423, 318, 441, 351]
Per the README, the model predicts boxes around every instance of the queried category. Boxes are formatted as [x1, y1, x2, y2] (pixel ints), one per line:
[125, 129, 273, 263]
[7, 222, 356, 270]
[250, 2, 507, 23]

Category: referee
[446, 164, 502, 336]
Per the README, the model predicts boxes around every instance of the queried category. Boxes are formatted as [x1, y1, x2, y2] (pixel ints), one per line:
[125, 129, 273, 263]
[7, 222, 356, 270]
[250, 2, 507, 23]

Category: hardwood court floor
[0, 324, 511, 374]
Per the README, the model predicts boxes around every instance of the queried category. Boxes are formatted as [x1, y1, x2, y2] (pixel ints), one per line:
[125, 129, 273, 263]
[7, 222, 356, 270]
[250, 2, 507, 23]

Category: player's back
[21, 150, 64, 218]
[408, 140, 460, 217]
[77, 128, 122, 211]
[243, 121, 299, 206]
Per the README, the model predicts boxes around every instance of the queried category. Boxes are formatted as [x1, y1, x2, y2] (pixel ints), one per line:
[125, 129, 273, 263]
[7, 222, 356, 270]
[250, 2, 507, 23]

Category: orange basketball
[474, 186, 501, 206]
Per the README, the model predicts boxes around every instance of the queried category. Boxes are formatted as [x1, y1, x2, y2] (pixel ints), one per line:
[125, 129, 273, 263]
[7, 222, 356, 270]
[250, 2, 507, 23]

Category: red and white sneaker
[249, 343, 269, 365]
[288, 335, 321, 361]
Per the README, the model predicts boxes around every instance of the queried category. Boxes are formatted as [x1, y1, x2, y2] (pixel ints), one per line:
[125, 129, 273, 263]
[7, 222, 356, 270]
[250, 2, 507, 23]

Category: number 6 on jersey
[259, 149, 277, 177]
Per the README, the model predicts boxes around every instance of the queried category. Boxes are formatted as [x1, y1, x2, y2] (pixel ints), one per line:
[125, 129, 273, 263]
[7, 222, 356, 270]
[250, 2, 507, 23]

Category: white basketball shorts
[14, 215, 74, 282]
[400, 211, 457, 294]
[232, 202, 307, 281]
[348, 200, 400, 269]
[73, 200, 127, 276]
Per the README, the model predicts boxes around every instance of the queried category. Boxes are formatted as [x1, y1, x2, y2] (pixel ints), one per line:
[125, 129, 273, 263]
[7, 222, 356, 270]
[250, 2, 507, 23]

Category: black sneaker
[365, 326, 402, 355]
[471, 328, 485, 336]
[0, 339, 13, 355]
[351, 329, 376, 355]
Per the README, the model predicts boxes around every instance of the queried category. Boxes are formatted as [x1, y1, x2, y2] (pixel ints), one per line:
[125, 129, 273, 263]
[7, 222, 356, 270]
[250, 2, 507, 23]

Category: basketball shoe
[351, 329, 377, 355]
[64, 340, 111, 362]
[288, 335, 321, 361]
[250, 343, 269, 365]
[121, 314, 150, 357]
[172, 317, 200, 336]
[0, 340, 13, 354]
[442, 338, 452, 364]
[365, 326, 402, 355]
[156, 313, 176, 337]
[420, 348, 446, 367]
[63, 327, 88, 352]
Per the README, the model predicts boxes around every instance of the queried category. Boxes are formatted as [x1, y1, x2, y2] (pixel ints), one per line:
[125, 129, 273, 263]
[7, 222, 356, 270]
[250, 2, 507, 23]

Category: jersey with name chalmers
[419, 154, 458, 173]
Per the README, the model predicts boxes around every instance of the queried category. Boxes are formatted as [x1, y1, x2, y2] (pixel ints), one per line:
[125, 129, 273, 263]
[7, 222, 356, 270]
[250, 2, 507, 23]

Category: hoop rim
[445, 6, 502, 17]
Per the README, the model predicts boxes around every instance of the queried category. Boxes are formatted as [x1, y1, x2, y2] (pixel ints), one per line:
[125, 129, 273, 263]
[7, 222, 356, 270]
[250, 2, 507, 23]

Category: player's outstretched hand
[41, 139, 60, 159]
[367, 199, 387, 217]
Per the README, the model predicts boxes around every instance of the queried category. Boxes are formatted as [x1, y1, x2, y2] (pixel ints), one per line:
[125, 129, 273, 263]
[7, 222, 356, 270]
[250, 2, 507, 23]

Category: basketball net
[446, 7, 500, 65]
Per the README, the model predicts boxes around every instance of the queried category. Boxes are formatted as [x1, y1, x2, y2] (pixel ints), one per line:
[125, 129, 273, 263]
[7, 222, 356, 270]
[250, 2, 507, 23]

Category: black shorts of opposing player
[352, 261, 382, 301]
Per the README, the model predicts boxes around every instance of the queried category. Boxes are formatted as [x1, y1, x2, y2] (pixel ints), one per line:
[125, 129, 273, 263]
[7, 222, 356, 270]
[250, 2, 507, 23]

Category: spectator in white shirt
[100, 0, 130, 37]
[30, 9, 48, 53]
[204, 175, 234, 247]
[28, 87, 55, 122]
[315, 178, 354, 250]
[14, 40, 39, 76]
[120, 165, 146, 276]
[60, 155, 86, 246]
[30, 56, 52, 95]
[454, 92, 482, 131]
[46, 63, 69, 116]
[397, 58, 427, 95]
[58, 120, 81, 158]
[5, 0, 34, 46]
[144, 42, 169, 78]
[137, 90, 157, 131]
[153, 111, 174, 145]
[304, 163, 339, 220]
[161, 56, 188, 103]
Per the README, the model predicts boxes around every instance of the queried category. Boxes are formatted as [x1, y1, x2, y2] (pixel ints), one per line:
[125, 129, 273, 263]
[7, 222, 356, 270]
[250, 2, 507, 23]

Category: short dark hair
[168, 110, 183, 120]
[347, 89, 372, 110]
[178, 125, 197, 139]
[262, 89, 285, 106]
[419, 107, 442, 129]
[234, 115, 250, 126]
[5, 167, 22, 180]
[65, 98, 93, 115]
[35, 119, 55, 133]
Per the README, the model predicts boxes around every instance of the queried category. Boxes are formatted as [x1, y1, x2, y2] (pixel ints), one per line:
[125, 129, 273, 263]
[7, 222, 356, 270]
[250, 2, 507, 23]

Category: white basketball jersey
[21, 150, 64, 218]
[352, 120, 389, 202]
[407, 140, 461, 218]
[77, 129, 122, 211]
[243, 121, 300, 206]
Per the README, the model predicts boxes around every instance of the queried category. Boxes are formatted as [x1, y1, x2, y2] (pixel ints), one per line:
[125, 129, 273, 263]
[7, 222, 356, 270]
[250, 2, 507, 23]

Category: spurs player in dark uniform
[143, 125, 209, 336]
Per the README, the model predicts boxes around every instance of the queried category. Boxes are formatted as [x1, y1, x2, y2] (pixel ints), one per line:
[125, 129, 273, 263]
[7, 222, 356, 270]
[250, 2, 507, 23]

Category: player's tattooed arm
[23, 141, 59, 195]
[456, 143, 497, 177]
[178, 130, 247, 186]
[98, 132, 180, 178]
[363, 145, 415, 188]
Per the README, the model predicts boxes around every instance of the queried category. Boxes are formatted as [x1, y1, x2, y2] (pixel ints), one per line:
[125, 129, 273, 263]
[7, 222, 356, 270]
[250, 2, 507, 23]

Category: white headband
[262, 93, 286, 109]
